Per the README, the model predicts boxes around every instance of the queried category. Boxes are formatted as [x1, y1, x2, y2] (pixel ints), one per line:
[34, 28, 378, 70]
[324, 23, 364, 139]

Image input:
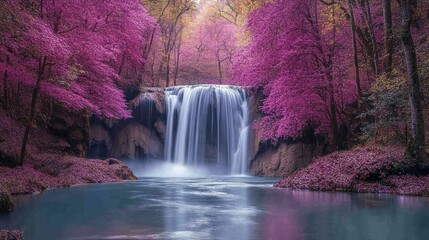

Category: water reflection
[0, 177, 428, 240]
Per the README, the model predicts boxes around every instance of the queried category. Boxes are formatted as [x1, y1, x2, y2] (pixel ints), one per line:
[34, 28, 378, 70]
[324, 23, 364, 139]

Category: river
[1, 176, 428, 240]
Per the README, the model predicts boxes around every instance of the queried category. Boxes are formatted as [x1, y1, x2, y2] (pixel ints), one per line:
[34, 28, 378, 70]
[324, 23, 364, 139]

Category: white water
[164, 85, 250, 175]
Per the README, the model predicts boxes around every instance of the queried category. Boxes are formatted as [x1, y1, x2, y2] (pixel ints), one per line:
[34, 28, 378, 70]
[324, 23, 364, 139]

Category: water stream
[164, 85, 250, 175]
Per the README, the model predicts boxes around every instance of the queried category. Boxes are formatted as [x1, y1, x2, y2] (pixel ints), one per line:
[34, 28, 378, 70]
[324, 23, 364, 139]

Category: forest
[0, 0, 429, 239]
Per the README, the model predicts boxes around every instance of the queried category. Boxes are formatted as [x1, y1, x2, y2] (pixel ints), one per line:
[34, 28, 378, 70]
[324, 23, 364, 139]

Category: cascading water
[164, 85, 250, 175]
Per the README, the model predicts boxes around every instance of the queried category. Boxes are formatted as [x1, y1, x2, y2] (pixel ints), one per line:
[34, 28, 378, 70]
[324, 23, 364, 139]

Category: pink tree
[0, 0, 154, 164]
[233, 0, 360, 147]
[180, 16, 238, 84]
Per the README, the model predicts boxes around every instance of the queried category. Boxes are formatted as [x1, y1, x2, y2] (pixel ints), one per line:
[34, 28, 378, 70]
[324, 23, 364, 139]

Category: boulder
[115, 165, 137, 180]
[106, 158, 121, 165]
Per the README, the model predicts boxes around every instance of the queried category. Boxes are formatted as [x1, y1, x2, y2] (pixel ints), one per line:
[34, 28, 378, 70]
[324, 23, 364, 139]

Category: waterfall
[164, 85, 250, 175]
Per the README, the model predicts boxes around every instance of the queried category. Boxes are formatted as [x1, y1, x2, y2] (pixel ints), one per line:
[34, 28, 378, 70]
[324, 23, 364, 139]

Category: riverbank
[0, 155, 136, 196]
[275, 146, 429, 196]
[0, 109, 135, 197]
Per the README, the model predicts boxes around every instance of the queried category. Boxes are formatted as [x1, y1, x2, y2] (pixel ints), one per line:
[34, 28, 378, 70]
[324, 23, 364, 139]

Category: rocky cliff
[88, 88, 165, 160]
[247, 92, 326, 177]
[250, 141, 325, 177]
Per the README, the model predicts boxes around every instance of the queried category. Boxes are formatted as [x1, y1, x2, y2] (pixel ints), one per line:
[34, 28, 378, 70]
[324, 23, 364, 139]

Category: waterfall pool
[1, 177, 428, 240]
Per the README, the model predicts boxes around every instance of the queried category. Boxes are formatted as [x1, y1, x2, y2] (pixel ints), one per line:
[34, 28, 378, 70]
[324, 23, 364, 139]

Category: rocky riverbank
[0, 109, 136, 209]
[275, 146, 429, 196]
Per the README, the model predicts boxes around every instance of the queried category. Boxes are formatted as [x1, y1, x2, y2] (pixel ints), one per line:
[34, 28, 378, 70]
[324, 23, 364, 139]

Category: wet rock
[48, 105, 90, 157]
[88, 124, 112, 159]
[248, 93, 263, 161]
[0, 186, 14, 213]
[0, 230, 23, 240]
[115, 166, 137, 180]
[111, 123, 163, 159]
[154, 120, 166, 141]
[250, 142, 323, 178]
[107, 158, 121, 165]
[130, 87, 165, 115]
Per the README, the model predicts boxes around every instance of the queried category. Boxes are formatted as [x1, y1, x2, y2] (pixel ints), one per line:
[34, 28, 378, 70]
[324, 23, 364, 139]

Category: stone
[130, 88, 165, 115]
[48, 104, 90, 157]
[107, 158, 122, 165]
[247, 93, 263, 161]
[111, 123, 164, 160]
[88, 123, 112, 159]
[154, 120, 166, 141]
[115, 166, 137, 180]
[250, 142, 323, 177]
[0, 186, 14, 213]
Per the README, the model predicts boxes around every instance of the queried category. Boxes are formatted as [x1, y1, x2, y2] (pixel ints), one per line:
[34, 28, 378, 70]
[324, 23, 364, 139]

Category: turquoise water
[1, 177, 429, 240]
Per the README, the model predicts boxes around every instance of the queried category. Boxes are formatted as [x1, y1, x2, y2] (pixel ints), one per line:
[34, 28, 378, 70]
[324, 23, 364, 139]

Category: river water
[1, 177, 429, 240]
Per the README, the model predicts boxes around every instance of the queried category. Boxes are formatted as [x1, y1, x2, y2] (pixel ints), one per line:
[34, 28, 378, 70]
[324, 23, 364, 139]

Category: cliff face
[250, 141, 324, 177]
[48, 105, 90, 157]
[247, 92, 326, 178]
[88, 88, 165, 160]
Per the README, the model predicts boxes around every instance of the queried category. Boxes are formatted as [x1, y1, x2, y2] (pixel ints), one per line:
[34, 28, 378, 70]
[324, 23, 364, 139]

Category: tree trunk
[151, 55, 156, 87]
[142, 0, 171, 85]
[383, 0, 394, 74]
[348, 0, 363, 104]
[398, 0, 426, 163]
[166, 52, 171, 87]
[118, 54, 126, 76]
[365, 0, 379, 76]
[2, 71, 8, 109]
[174, 31, 182, 86]
[19, 56, 47, 165]
[217, 54, 223, 84]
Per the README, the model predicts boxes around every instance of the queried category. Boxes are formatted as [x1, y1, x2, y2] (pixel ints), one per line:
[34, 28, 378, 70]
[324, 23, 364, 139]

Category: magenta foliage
[0, 0, 155, 119]
[181, 16, 238, 83]
[233, 0, 383, 141]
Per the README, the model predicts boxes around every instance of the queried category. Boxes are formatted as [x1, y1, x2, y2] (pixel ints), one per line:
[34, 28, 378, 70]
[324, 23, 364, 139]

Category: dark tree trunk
[348, 0, 363, 103]
[398, 0, 426, 163]
[166, 52, 171, 87]
[118, 54, 126, 76]
[142, 1, 171, 85]
[365, 0, 379, 76]
[19, 56, 47, 165]
[217, 53, 223, 84]
[173, 37, 181, 86]
[383, 0, 394, 74]
[328, 74, 340, 149]
[150, 55, 156, 87]
[2, 71, 8, 109]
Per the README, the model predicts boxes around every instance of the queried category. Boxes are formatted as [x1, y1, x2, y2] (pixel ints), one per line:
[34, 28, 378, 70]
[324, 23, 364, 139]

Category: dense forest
[1, 0, 428, 160]
[1, 0, 429, 239]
